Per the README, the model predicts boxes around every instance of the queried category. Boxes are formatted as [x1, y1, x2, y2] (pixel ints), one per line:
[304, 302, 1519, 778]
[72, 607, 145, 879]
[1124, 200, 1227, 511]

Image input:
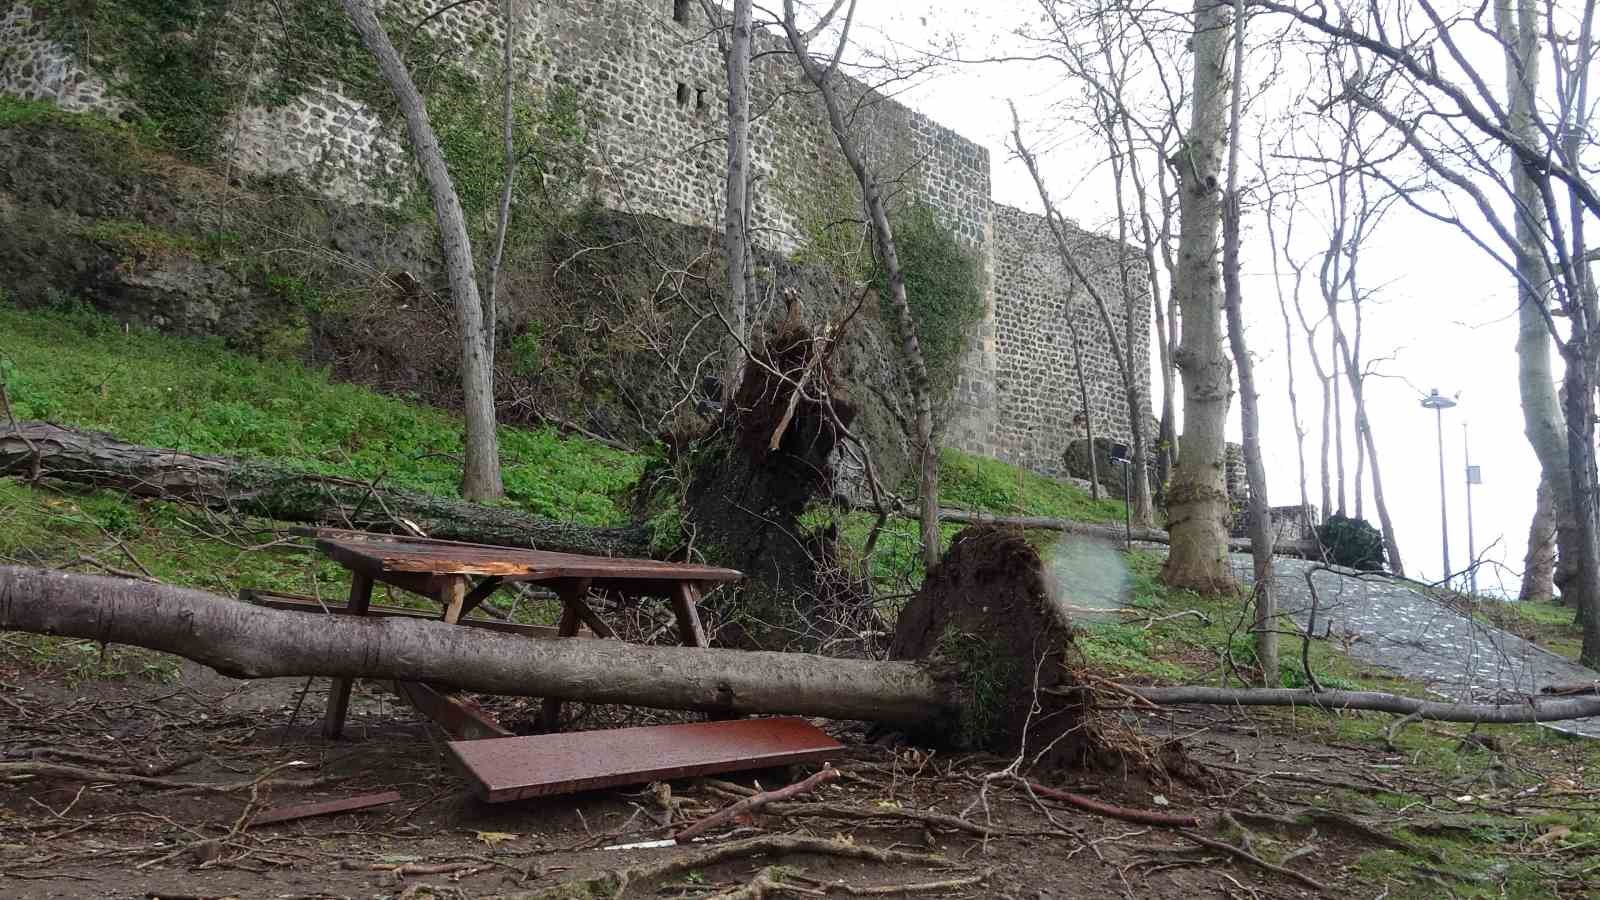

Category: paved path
[1229, 554, 1600, 739]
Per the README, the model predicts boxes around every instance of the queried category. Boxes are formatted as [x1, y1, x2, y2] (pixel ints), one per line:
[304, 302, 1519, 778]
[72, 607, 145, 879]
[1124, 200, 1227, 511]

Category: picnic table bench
[248, 529, 843, 801]
[253, 528, 742, 739]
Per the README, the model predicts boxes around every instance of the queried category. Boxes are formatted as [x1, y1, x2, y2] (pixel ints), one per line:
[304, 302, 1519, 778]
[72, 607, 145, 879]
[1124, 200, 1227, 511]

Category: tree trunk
[0, 567, 951, 726]
[1498, 0, 1585, 610]
[1220, 0, 1273, 683]
[1162, 0, 1235, 594]
[340, 0, 503, 501]
[0, 422, 647, 557]
[1067, 315, 1100, 501]
[781, 2, 940, 571]
[720, 0, 755, 402]
[1521, 475, 1557, 602]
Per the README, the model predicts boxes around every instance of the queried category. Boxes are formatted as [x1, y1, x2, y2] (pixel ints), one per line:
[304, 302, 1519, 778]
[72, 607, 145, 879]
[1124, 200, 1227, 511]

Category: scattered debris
[247, 790, 403, 828]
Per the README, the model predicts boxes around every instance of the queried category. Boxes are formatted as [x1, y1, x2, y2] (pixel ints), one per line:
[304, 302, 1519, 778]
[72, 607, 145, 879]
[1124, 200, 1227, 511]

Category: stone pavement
[1229, 554, 1600, 740]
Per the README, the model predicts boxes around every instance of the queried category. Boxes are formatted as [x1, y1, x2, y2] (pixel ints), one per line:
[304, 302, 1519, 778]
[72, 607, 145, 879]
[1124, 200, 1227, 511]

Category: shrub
[1317, 514, 1386, 570]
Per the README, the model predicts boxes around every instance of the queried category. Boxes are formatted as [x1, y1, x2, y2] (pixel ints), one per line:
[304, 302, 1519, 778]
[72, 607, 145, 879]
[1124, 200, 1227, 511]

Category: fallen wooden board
[448, 717, 842, 802]
[248, 791, 402, 827]
[391, 681, 512, 740]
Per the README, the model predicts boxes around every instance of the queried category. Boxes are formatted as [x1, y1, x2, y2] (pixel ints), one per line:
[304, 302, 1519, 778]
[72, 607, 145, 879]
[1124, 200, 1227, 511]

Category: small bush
[1317, 514, 1386, 570]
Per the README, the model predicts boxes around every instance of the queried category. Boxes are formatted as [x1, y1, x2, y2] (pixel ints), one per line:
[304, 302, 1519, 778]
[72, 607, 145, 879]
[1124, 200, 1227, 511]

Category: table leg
[671, 581, 709, 648]
[322, 572, 374, 739]
[457, 576, 504, 620]
[539, 578, 592, 733]
[440, 575, 469, 625]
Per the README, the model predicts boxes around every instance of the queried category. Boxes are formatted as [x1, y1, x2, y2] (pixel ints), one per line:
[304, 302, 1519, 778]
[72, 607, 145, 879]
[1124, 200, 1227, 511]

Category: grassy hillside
[1, 300, 642, 525]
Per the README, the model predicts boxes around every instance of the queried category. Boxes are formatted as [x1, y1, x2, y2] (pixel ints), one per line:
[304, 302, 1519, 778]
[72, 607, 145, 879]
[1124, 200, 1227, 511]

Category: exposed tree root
[1177, 829, 1328, 892]
[0, 761, 342, 794]
[1022, 780, 1199, 828]
[489, 834, 964, 899]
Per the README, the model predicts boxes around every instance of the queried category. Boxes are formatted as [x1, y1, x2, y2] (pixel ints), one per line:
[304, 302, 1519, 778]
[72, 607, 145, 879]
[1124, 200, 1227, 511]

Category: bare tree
[1255, 0, 1600, 662]
[1009, 103, 1156, 530]
[1260, 148, 1314, 531]
[1029, 0, 1187, 513]
[340, 0, 503, 500]
[701, 0, 757, 402]
[779, 0, 942, 570]
[1220, 0, 1276, 681]
[1163, 0, 1237, 594]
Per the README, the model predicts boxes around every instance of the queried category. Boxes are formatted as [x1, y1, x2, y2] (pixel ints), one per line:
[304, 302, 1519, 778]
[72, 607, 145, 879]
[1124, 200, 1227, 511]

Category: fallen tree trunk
[0, 566, 952, 726]
[936, 507, 1320, 559]
[1125, 685, 1600, 724]
[0, 422, 648, 557]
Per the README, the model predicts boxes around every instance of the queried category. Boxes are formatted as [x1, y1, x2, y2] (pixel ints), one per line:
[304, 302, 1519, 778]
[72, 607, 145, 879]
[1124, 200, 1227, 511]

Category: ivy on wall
[872, 201, 983, 405]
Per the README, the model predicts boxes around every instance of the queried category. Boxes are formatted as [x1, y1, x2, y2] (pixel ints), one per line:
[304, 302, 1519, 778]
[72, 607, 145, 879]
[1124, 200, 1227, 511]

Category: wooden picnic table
[283, 529, 742, 739]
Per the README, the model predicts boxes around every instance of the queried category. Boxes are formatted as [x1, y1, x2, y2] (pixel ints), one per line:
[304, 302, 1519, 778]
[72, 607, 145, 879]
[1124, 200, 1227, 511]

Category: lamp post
[1421, 389, 1458, 586]
[1464, 422, 1481, 596]
[1109, 442, 1131, 550]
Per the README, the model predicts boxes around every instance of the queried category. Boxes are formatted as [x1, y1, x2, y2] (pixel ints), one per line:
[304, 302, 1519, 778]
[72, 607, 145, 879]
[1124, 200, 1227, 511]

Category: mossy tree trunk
[1162, 0, 1235, 594]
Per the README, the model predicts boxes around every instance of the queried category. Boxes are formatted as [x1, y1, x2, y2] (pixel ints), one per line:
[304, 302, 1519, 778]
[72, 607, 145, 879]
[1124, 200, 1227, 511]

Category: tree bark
[724, 0, 755, 401]
[1498, 0, 1583, 608]
[341, 0, 503, 501]
[1521, 475, 1557, 602]
[0, 567, 952, 726]
[0, 422, 647, 557]
[781, 1, 940, 571]
[1162, 0, 1235, 594]
[1067, 313, 1100, 501]
[1125, 685, 1600, 724]
[1220, 0, 1274, 682]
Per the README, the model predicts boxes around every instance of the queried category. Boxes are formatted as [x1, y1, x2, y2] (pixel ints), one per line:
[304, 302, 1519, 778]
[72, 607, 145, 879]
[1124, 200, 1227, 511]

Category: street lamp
[1464, 422, 1481, 595]
[1109, 442, 1131, 550]
[1421, 389, 1458, 586]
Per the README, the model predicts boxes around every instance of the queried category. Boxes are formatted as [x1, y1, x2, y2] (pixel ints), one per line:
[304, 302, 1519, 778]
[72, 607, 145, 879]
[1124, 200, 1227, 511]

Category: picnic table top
[307, 528, 743, 589]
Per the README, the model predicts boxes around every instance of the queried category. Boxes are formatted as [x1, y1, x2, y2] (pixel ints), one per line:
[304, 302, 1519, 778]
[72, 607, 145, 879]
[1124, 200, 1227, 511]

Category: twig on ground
[676, 767, 839, 843]
[1177, 830, 1327, 892]
[487, 834, 964, 899]
[1023, 781, 1200, 828]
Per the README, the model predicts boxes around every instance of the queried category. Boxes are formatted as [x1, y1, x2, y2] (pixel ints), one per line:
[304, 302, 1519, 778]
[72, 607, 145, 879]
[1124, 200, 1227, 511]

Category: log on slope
[0, 421, 648, 557]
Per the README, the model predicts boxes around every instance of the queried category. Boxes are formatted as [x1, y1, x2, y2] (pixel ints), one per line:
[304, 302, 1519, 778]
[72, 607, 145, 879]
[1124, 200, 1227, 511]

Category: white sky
[832, 0, 1542, 594]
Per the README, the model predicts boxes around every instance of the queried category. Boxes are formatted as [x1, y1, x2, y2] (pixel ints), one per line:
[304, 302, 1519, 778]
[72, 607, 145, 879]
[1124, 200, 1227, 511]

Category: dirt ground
[9, 648, 1593, 900]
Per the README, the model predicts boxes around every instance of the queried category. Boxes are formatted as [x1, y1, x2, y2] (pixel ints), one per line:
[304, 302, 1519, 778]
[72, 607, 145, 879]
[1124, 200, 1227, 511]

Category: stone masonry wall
[980, 205, 1151, 476]
[0, 6, 126, 116]
[0, 0, 1149, 476]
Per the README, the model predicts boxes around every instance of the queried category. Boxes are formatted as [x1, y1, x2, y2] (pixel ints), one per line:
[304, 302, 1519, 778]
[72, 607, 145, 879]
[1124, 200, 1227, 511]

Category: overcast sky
[832, 0, 1541, 594]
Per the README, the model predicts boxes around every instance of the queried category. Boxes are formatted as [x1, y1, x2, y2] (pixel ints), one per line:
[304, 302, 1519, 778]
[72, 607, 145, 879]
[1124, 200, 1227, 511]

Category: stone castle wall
[0, 0, 1149, 476]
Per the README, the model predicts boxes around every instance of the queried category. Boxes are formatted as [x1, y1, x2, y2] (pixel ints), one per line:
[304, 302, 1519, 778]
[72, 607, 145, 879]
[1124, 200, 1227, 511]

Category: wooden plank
[671, 582, 709, 648]
[457, 576, 505, 619]
[440, 575, 468, 625]
[248, 791, 403, 827]
[392, 681, 512, 740]
[241, 590, 571, 640]
[540, 578, 592, 733]
[448, 718, 843, 802]
[321, 572, 373, 739]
